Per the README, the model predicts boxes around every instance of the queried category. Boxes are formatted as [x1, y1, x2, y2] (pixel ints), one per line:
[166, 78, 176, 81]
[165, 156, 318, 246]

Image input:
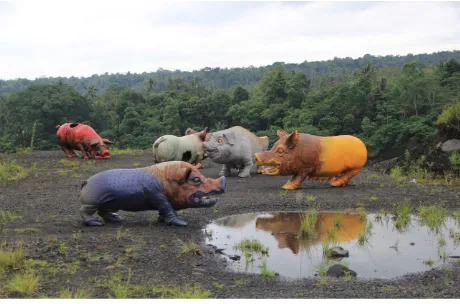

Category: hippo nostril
[219, 176, 227, 193]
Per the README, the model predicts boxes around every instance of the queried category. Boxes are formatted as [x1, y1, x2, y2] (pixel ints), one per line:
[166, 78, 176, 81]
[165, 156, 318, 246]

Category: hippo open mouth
[255, 157, 281, 176]
[189, 176, 227, 207]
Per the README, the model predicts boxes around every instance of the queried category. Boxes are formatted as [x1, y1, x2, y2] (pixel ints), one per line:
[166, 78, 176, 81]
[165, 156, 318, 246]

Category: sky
[1, 0, 460, 80]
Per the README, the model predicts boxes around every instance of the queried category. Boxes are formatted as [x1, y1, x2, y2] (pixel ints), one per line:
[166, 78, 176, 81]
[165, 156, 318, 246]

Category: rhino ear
[286, 130, 299, 149]
[277, 130, 288, 138]
[176, 167, 192, 184]
[102, 138, 113, 145]
[223, 132, 236, 146]
[198, 127, 208, 141]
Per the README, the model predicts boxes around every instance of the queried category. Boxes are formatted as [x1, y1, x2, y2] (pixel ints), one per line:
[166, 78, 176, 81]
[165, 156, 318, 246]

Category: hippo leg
[330, 168, 361, 187]
[238, 162, 253, 178]
[282, 173, 307, 190]
[76, 143, 90, 160]
[157, 200, 187, 227]
[219, 164, 231, 177]
[80, 204, 104, 226]
[61, 146, 76, 159]
[97, 209, 123, 223]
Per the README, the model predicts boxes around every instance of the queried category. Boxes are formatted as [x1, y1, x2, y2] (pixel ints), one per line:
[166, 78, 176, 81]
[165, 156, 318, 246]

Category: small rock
[329, 246, 349, 257]
[275, 272, 280, 276]
[410, 242, 415, 246]
[215, 248, 225, 254]
[326, 264, 357, 278]
[229, 255, 240, 261]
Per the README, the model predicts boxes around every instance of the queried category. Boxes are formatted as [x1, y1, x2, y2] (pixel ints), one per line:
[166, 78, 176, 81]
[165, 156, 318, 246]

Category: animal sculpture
[79, 161, 226, 227]
[203, 126, 269, 177]
[254, 130, 367, 190]
[56, 122, 113, 160]
[152, 128, 208, 165]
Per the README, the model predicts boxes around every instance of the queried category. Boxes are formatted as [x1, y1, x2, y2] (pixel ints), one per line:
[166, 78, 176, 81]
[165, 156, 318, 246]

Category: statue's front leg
[219, 164, 231, 177]
[156, 197, 187, 227]
[238, 161, 253, 178]
[282, 173, 307, 190]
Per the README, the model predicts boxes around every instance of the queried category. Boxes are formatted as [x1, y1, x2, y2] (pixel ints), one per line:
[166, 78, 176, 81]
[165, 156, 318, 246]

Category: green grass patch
[176, 240, 202, 256]
[417, 205, 448, 232]
[110, 147, 143, 156]
[152, 284, 211, 299]
[299, 207, 319, 238]
[13, 228, 39, 233]
[58, 159, 81, 168]
[259, 260, 276, 278]
[58, 287, 93, 299]
[0, 242, 25, 268]
[392, 199, 412, 231]
[390, 166, 406, 185]
[7, 272, 40, 295]
[0, 159, 28, 181]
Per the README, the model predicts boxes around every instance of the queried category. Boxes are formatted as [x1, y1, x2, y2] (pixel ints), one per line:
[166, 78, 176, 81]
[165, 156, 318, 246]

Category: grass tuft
[299, 207, 319, 238]
[7, 272, 40, 295]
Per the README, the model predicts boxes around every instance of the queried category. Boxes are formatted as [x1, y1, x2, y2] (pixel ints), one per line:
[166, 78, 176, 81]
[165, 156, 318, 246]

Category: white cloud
[1, 0, 460, 79]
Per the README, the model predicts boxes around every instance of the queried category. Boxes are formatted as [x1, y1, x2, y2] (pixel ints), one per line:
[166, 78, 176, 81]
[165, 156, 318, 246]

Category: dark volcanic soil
[1, 150, 460, 298]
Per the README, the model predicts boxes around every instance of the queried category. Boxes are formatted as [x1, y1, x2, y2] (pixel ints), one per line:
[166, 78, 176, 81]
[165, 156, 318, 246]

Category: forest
[1, 51, 460, 164]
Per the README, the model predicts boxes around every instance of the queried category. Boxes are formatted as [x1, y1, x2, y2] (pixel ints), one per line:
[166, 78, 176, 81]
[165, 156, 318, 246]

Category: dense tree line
[0, 56, 459, 162]
[1, 51, 460, 96]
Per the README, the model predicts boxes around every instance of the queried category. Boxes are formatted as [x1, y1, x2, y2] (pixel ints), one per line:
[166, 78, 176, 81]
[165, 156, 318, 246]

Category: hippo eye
[217, 138, 223, 144]
[191, 176, 201, 184]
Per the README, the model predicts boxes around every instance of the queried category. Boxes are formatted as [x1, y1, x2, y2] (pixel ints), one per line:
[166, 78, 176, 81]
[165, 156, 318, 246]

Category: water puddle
[204, 211, 460, 279]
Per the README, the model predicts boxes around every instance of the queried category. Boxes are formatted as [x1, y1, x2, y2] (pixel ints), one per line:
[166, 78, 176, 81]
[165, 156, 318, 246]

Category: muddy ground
[1, 150, 459, 298]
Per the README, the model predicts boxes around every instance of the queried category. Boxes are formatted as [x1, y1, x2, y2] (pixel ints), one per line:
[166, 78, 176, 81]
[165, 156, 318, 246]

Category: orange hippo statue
[254, 130, 367, 190]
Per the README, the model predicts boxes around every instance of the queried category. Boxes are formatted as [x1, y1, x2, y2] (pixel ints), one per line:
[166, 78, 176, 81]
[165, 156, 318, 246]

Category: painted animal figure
[254, 130, 367, 190]
[185, 127, 212, 142]
[56, 123, 113, 160]
[203, 126, 269, 178]
[79, 161, 226, 227]
[152, 128, 208, 165]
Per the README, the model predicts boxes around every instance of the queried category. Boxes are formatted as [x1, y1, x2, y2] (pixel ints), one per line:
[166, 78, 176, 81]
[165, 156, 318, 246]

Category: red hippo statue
[56, 123, 113, 160]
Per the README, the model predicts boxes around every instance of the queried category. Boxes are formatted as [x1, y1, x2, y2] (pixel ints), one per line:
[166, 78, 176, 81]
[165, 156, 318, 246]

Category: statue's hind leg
[329, 168, 361, 187]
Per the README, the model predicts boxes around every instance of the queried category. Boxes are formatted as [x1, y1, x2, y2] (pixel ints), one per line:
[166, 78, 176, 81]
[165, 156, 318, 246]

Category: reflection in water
[204, 212, 460, 279]
[255, 212, 366, 255]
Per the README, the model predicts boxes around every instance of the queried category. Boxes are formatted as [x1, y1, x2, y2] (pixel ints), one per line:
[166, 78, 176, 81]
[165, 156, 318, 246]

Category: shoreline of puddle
[203, 210, 460, 280]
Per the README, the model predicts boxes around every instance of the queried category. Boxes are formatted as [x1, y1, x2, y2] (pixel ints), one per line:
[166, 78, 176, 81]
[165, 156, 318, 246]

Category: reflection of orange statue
[254, 130, 367, 190]
[255, 212, 366, 255]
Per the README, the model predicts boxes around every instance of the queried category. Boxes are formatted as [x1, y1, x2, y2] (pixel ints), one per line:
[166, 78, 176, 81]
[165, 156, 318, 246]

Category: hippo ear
[89, 138, 99, 147]
[176, 167, 192, 184]
[185, 128, 196, 135]
[198, 127, 208, 141]
[277, 130, 288, 138]
[102, 138, 113, 145]
[223, 132, 236, 146]
[285, 130, 299, 149]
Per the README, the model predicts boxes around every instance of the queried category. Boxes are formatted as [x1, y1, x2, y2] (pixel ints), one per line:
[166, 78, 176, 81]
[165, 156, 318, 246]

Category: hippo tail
[81, 180, 87, 189]
[153, 136, 167, 148]
[55, 125, 61, 131]
[152, 136, 167, 162]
